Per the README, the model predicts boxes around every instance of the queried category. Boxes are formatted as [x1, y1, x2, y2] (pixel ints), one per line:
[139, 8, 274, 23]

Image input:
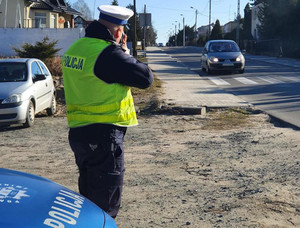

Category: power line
[147, 5, 194, 13]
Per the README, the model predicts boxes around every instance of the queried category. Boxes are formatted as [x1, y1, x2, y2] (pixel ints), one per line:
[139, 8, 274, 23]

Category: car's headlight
[2, 94, 22, 104]
[236, 55, 244, 62]
[209, 57, 219, 63]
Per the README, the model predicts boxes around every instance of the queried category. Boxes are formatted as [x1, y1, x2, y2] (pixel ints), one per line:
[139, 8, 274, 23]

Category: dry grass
[45, 56, 62, 76]
[131, 56, 164, 114]
[131, 76, 163, 114]
[201, 108, 252, 130]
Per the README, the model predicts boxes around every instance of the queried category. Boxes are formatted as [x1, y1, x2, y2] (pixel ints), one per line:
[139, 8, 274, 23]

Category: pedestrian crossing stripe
[207, 77, 230, 85]
[207, 76, 299, 86]
[283, 77, 300, 83]
[234, 77, 258, 84]
[256, 76, 284, 84]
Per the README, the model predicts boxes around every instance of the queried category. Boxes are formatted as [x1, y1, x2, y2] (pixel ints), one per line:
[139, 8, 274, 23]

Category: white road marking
[208, 77, 230, 85]
[283, 77, 300, 83]
[190, 68, 202, 71]
[234, 77, 258, 85]
[256, 76, 284, 84]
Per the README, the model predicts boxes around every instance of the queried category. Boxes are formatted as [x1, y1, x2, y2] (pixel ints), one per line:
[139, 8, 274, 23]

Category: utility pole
[236, 0, 240, 45]
[209, 0, 211, 38]
[143, 4, 146, 56]
[175, 24, 177, 46]
[181, 14, 185, 47]
[173, 22, 177, 46]
[133, 0, 137, 58]
[195, 9, 198, 34]
[190, 6, 198, 39]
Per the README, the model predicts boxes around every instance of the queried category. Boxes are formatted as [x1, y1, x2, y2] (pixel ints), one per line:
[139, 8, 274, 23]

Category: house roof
[29, 0, 81, 15]
[31, 1, 53, 11]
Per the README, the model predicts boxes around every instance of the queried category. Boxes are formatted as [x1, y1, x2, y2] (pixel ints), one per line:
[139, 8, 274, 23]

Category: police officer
[62, 5, 153, 218]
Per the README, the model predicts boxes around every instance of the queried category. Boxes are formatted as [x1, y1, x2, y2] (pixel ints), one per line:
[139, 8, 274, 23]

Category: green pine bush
[13, 36, 61, 62]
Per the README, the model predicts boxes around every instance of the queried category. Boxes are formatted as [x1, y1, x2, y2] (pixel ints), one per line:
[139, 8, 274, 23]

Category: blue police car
[0, 168, 117, 228]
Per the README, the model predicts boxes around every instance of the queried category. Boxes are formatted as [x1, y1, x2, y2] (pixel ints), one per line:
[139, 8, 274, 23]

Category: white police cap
[98, 5, 134, 25]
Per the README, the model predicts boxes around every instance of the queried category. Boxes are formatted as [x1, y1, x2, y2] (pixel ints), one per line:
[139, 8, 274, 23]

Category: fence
[0, 28, 85, 57]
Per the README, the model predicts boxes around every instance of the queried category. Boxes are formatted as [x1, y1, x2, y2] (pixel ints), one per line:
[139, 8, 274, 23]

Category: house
[74, 15, 92, 29]
[197, 24, 214, 38]
[251, 3, 263, 40]
[0, 0, 80, 29]
[223, 21, 237, 34]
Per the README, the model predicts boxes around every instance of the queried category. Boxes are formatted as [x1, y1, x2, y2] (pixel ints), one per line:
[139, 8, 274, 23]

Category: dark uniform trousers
[69, 126, 126, 218]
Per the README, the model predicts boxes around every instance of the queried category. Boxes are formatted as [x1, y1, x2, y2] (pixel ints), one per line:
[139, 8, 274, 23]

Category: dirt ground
[0, 83, 299, 228]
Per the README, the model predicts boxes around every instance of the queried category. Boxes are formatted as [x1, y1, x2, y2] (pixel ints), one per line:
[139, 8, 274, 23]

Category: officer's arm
[93, 45, 153, 89]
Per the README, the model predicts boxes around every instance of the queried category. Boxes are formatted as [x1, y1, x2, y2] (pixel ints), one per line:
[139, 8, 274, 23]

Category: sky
[69, 0, 251, 44]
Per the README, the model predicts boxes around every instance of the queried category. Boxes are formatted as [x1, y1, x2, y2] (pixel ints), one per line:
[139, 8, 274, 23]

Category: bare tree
[111, 0, 119, 5]
[72, 0, 93, 20]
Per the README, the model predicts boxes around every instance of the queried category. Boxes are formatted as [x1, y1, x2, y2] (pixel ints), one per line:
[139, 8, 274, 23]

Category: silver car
[201, 40, 245, 74]
[0, 58, 56, 127]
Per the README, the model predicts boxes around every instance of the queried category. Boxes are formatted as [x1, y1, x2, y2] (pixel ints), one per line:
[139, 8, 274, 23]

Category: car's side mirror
[33, 74, 46, 82]
[202, 49, 208, 54]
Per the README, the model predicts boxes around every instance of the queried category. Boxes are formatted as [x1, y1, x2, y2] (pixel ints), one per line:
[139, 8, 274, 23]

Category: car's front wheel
[23, 101, 35, 128]
[207, 62, 212, 74]
[46, 94, 57, 116]
[201, 63, 206, 72]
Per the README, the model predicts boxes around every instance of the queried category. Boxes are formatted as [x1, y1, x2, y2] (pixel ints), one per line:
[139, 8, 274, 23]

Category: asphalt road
[161, 46, 300, 129]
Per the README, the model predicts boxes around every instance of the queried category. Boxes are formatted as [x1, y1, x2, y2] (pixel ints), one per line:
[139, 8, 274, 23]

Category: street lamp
[173, 21, 177, 46]
[180, 14, 185, 47]
[236, 0, 240, 46]
[190, 6, 198, 35]
[209, 0, 211, 38]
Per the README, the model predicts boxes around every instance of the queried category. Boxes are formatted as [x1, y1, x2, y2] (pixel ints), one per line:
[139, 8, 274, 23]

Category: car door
[31, 61, 51, 113]
[37, 60, 54, 108]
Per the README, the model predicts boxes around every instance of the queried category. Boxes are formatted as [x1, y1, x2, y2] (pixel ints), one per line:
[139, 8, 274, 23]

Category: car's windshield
[209, 42, 240, 53]
[0, 62, 27, 82]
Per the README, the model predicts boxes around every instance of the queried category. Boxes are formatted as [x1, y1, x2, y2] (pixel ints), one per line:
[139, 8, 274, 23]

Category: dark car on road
[201, 40, 245, 74]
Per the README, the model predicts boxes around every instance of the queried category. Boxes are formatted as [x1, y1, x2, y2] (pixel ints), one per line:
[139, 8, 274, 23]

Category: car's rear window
[209, 42, 240, 53]
[0, 62, 27, 82]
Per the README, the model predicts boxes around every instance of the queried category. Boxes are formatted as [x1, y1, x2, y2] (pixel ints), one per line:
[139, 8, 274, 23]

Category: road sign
[139, 13, 151, 27]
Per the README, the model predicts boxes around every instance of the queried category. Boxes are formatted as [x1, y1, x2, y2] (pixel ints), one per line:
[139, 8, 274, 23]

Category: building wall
[251, 3, 262, 40]
[0, 28, 85, 56]
[197, 25, 212, 37]
[0, 0, 74, 29]
[28, 10, 62, 29]
[223, 21, 237, 34]
[0, 0, 25, 28]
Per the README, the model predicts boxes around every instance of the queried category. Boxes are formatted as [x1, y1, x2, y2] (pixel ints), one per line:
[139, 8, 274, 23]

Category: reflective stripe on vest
[62, 37, 138, 127]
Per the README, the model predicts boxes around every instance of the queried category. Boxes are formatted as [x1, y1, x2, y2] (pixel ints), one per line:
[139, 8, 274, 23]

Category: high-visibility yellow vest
[62, 37, 138, 128]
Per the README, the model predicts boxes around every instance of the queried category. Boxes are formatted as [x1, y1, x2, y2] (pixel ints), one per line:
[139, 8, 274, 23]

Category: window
[209, 42, 239, 53]
[31, 62, 43, 80]
[38, 61, 50, 76]
[0, 63, 27, 82]
[50, 14, 57, 28]
[35, 12, 47, 28]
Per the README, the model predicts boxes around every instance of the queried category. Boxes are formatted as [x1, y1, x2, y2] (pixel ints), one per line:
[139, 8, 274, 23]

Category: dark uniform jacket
[69, 21, 153, 142]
